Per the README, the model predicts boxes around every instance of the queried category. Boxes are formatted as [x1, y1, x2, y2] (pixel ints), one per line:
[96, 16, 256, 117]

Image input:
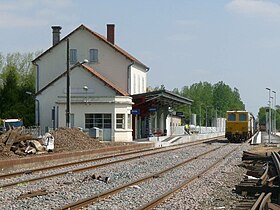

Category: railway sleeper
[235, 185, 280, 196]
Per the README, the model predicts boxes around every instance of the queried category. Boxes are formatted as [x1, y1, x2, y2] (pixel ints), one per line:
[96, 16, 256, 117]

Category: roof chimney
[107, 24, 115, 45]
[51, 26, 62, 46]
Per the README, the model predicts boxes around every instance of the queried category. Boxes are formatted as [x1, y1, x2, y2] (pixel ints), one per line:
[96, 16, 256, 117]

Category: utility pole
[273, 91, 277, 134]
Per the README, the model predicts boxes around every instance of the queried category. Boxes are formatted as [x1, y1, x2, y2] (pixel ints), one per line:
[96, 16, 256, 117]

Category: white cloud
[0, 12, 48, 27]
[226, 0, 280, 20]
[0, 0, 76, 28]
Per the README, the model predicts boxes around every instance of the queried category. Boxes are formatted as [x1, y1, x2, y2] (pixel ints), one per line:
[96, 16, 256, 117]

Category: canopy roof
[132, 90, 193, 116]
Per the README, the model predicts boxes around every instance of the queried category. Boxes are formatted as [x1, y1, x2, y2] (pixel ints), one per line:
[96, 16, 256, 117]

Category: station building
[32, 24, 192, 142]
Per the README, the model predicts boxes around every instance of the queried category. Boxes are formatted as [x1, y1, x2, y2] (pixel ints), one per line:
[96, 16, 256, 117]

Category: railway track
[58, 142, 236, 209]
[0, 137, 222, 189]
[0, 137, 231, 209]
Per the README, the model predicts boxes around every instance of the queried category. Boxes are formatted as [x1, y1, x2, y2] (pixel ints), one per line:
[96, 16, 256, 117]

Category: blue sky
[1, 0, 280, 116]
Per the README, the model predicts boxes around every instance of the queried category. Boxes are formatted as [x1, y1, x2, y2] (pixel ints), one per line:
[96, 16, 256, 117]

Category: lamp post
[266, 87, 271, 143]
[199, 105, 202, 134]
[272, 90, 276, 134]
[26, 91, 40, 127]
[271, 96, 274, 134]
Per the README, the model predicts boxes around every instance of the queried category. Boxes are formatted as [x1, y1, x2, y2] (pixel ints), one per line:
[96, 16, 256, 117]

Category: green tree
[0, 52, 37, 126]
[258, 105, 280, 130]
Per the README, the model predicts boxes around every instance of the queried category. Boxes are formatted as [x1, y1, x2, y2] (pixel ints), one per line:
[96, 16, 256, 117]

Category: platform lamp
[83, 85, 89, 104]
[266, 87, 271, 143]
[25, 91, 40, 127]
[271, 96, 274, 134]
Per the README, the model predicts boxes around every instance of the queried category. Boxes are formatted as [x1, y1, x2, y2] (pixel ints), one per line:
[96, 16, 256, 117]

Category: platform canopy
[132, 89, 193, 116]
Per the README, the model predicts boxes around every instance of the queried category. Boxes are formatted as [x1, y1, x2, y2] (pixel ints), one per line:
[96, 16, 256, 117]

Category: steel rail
[0, 147, 159, 179]
[271, 151, 280, 177]
[58, 143, 231, 210]
[259, 192, 272, 210]
[136, 145, 239, 210]
[0, 137, 218, 180]
[250, 192, 266, 210]
[0, 137, 223, 189]
[257, 162, 269, 186]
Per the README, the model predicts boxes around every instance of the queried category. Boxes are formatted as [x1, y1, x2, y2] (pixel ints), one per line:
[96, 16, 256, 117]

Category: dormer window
[89, 49, 98, 63]
[70, 49, 77, 64]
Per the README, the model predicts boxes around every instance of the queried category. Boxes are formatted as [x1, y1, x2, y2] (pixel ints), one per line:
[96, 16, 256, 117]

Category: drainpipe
[33, 62, 40, 128]
[33, 62, 40, 92]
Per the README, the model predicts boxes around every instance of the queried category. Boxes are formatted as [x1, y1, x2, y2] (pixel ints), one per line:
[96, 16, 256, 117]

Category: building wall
[130, 64, 147, 94]
[35, 42, 69, 91]
[68, 30, 131, 92]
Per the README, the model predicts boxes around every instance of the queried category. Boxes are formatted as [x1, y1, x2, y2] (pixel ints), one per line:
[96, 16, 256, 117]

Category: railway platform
[136, 132, 225, 147]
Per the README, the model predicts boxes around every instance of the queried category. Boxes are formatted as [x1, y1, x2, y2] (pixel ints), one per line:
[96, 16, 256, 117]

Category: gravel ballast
[0, 141, 251, 210]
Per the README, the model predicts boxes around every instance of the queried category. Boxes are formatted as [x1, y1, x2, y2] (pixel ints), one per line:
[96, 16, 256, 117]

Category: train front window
[228, 114, 236, 121]
[239, 114, 247, 121]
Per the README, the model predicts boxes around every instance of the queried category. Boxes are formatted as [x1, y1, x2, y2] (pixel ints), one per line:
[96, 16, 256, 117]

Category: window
[70, 113, 74, 128]
[142, 77, 145, 92]
[127, 114, 132, 129]
[116, 114, 125, 129]
[103, 114, 112, 128]
[138, 75, 140, 93]
[70, 49, 77, 64]
[89, 49, 98, 63]
[133, 74, 136, 94]
[227, 114, 236, 121]
[239, 114, 247, 121]
[85, 113, 112, 129]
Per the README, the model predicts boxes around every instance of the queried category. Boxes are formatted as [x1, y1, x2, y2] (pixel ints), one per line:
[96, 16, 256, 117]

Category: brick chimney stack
[107, 24, 115, 45]
[51, 26, 62, 46]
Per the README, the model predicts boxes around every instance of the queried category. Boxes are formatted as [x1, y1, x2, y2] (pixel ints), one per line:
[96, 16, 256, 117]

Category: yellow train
[225, 111, 255, 142]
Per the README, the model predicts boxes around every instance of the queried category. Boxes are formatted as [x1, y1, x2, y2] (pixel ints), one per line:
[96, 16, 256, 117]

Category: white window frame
[133, 74, 136, 94]
[142, 77, 145, 93]
[89, 49, 98, 63]
[116, 113, 125, 129]
[85, 113, 112, 129]
[137, 75, 140, 93]
[70, 49, 77, 64]
[70, 113, 74, 128]
[127, 114, 132, 129]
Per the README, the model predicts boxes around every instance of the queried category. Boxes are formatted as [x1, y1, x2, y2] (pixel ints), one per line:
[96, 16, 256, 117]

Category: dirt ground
[248, 144, 280, 155]
[0, 127, 133, 160]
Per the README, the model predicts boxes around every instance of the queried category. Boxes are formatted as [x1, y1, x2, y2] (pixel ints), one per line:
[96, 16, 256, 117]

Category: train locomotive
[225, 111, 256, 142]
